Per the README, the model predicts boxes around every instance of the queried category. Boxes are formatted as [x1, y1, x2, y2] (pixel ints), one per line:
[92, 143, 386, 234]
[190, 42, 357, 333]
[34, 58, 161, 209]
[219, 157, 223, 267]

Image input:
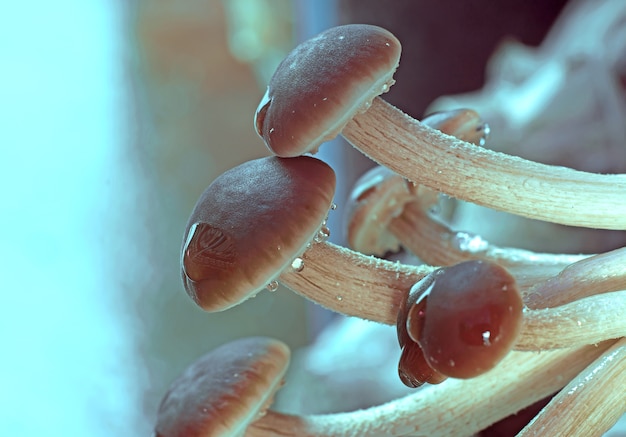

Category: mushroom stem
[279, 240, 435, 324]
[387, 200, 588, 284]
[518, 337, 626, 437]
[516, 290, 626, 351]
[525, 246, 626, 309]
[246, 343, 611, 437]
[342, 97, 626, 230]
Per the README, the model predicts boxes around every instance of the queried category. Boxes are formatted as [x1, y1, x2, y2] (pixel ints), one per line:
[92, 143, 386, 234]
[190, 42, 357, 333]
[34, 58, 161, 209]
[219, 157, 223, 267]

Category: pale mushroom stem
[525, 246, 626, 309]
[389, 200, 588, 275]
[342, 97, 626, 230]
[279, 240, 436, 323]
[516, 290, 626, 350]
[246, 343, 612, 437]
[518, 337, 626, 436]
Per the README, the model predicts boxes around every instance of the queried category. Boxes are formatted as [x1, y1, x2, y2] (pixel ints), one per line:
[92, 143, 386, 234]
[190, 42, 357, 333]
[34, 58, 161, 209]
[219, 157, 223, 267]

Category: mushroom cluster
[157, 24, 626, 436]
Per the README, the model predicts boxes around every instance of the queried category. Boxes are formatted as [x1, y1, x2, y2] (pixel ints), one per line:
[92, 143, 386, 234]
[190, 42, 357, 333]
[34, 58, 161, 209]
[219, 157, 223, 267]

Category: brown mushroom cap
[182, 156, 336, 311]
[155, 337, 290, 437]
[345, 165, 414, 256]
[255, 24, 401, 157]
[411, 260, 523, 379]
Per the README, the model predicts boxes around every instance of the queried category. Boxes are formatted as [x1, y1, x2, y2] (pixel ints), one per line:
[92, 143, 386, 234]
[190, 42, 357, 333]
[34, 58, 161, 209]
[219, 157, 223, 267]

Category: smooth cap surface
[182, 156, 336, 311]
[255, 24, 401, 157]
[155, 337, 290, 437]
[411, 260, 523, 379]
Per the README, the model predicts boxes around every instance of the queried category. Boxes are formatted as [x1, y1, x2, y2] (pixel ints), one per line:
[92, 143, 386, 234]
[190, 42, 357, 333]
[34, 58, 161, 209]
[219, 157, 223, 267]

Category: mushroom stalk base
[342, 97, 626, 230]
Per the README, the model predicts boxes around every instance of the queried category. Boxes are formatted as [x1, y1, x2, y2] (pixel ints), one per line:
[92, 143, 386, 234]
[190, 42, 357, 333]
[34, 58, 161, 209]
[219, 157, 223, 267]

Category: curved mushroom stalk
[246, 343, 612, 437]
[518, 337, 626, 436]
[343, 97, 626, 230]
[256, 24, 626, 230]
[388, 200, 588, 284]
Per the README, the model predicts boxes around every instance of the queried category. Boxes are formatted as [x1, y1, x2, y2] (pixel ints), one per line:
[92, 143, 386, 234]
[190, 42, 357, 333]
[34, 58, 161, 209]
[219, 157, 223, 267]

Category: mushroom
[246, 342, 614, 436]
[345, 108, 488, 257]
[181, 154, 435, 318]
[255, 23, 626, 229]
[398, 260, 523, 386]
[154, 336, 290, 437]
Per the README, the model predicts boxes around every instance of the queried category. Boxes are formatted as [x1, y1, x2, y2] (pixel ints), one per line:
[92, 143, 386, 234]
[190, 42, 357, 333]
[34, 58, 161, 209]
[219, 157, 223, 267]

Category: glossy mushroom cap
[182, 156, 336, 311]
[155, 337, 290, 437]
[408, 260, 523, 379]
[255, 24, 401, 157]
[396, 271, 447, 387]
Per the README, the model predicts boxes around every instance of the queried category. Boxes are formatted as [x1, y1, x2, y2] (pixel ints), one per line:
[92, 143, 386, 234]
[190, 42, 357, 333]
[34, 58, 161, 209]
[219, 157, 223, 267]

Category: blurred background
[3, 0, 625, 435]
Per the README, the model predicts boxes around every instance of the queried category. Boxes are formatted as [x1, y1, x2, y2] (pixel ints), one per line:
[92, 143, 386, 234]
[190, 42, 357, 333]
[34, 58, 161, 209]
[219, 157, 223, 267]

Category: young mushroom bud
[401, 260, 523, 382]
[154, 336, 290, 437]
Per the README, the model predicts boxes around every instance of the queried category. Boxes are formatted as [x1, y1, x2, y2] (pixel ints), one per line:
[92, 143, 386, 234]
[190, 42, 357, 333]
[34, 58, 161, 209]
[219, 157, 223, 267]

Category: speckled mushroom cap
[155, 336, 290, 437]
[181, 156, 336, 311]
[255, 24, 401, 157]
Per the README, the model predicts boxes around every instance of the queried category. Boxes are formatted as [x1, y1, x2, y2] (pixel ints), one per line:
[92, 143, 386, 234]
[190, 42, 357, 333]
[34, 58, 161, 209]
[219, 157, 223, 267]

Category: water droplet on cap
[291, 258, 304, 272]
[254, 88, 272, 137]
[266, 281, 279, 292]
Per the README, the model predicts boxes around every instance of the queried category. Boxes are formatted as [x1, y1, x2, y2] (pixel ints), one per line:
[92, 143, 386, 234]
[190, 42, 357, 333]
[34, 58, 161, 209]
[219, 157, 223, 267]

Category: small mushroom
[182, 155, 435, 318]
[256, 24, 626, 230]
[401, 260, 523, 384]
[154, 336, 290, 437]
[395, 258, 625, 388]
[345, 108, 488, 257]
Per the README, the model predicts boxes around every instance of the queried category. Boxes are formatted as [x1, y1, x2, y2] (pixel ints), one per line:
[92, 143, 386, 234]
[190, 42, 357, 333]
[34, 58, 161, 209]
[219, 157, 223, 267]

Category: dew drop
[314, 225, 331, 243]
[266, 281, 279, 292]
[453, 231, 489, 254]
[336, 295, 343, 301]
[183, 223, 237, 281]
[291, 258, 304, 272]
[254, 88, 272, 137]
[331, 203, 337, 210]
[482, 331, 491, 346]
[478, 123, 491, 146]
